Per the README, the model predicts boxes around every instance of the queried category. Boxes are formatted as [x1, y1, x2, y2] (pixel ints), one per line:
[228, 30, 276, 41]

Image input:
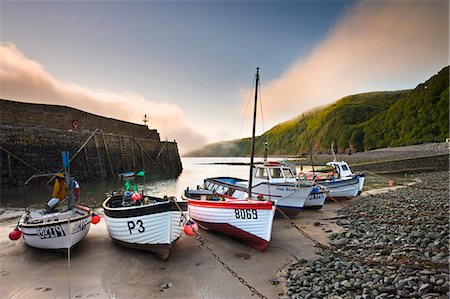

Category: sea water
[0, 157, 411, 209]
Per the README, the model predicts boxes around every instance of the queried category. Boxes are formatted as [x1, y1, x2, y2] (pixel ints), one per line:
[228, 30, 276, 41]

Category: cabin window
[255, 168, 269, 179]
[341, 165, 349, 171]
[269, 168, 283, 179]
[283, 168, 295, 178]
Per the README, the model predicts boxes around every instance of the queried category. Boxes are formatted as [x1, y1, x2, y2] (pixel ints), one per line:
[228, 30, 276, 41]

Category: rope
[170, 198, 268, 299]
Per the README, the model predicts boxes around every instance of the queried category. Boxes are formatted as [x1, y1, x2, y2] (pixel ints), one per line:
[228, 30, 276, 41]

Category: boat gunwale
[20, 205, 92, 228]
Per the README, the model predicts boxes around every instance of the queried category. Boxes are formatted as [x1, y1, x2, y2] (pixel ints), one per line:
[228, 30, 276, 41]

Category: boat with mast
[184, 68, 276, 250]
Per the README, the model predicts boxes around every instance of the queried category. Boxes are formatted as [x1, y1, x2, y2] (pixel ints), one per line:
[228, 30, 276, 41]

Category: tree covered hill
[186, 66, 449, 157]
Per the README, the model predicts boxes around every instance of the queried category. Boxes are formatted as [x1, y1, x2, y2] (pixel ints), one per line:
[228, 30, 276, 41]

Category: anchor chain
[171, 198, 269, 299]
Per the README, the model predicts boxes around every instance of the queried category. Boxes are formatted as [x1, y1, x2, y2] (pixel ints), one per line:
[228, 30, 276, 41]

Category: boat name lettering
[127, 220, 145, 234]
[234, 209, 258, 219]
[37, 225, 66, 239]
[72, 219, 89, 234]
[276, 187, 296, 192]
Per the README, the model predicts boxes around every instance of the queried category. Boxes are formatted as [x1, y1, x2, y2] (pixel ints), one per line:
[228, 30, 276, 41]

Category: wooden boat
[16, 204, 93, 250]
[184, 68, 276, 250]
[183, 189, 275, 251]
[103, 193, 188, 260]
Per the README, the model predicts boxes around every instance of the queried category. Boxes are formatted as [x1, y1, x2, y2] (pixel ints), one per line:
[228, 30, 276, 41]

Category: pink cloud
[0, 42, 207, 153]
[246, 1, 449, 126]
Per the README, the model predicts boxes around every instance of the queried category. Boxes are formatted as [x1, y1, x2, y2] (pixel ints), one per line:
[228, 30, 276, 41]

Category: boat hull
[187, 199, 275, 251]
[317, 177, 360, 199]
[103, 196, 188, 260]
[19, 205, 92, 250]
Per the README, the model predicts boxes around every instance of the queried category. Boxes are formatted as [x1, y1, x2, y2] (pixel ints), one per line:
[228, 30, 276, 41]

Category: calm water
[0, 157, 256, 209]
[0, 157, 412, 209]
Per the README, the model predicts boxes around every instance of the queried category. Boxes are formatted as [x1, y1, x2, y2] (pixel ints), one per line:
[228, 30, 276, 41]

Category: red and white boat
[183, 68, 276, 251]
[183, 190, 275, 251]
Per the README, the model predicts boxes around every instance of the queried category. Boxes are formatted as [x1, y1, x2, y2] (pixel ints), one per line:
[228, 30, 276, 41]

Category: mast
[248, 67, 259, 198]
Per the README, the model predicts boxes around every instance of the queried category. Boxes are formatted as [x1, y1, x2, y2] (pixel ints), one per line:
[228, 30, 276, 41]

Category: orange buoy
[91, 214, 101, 224]
[9, 228, 22, 240]
[183, 221, 198, 236]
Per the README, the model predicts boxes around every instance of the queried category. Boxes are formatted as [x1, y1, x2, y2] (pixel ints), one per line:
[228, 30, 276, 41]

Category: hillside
[186, 66, 449, 157]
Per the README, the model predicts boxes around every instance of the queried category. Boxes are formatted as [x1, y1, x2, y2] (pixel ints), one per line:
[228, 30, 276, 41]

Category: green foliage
[185, 67, 449, 157]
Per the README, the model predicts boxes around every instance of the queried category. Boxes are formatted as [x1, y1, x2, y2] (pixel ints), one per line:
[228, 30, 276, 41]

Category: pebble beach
[278, 171, 449, 299]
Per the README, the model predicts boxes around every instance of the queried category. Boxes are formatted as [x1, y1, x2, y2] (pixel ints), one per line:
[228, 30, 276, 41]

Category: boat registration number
[234, 209, 258, 219]
[308, 193, 322, 200]
[37, 225, 66, 239]
[127, 220, 145, 234]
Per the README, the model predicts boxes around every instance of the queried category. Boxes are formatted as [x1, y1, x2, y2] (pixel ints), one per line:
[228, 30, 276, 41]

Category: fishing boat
[183, 68, 276, 250]
[9, 151, 96, 250]
[314, 175, 360, 199]
[326, 161, 365, 193]
[183, 189, 275, 251]
[15, 205, 93, 250]
[103, 192, 188, 260]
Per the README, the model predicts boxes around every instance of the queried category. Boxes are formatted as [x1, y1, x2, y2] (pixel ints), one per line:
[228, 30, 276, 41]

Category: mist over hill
[186, 66, 449, 157]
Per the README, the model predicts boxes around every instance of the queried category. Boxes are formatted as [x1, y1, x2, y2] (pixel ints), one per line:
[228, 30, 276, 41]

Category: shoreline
[1, 172, 444, 298]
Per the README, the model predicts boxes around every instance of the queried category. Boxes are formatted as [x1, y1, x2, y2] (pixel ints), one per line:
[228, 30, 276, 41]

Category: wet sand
[0, 200, 348, 299]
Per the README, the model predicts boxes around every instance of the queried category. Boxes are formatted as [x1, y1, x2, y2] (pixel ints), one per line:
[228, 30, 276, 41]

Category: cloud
[251, 0, 449, 126]
[0, 42, 207, 153]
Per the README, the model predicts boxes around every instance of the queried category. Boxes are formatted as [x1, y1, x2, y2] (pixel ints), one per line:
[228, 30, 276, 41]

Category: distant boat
[325, 161, 365, 193]
[183, 68, 276, 250]
[17, 204, 93, 250]
[103, 192, 188, 260]
[118, 171, 135, 179]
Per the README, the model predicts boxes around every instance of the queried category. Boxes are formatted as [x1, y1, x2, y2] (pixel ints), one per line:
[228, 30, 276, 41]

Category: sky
[0, 0, 448, 154]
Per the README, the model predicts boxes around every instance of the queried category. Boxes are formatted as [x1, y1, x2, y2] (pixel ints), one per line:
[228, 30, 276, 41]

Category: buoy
[91, 214, 101, 224]
[183, 221, 198, 236]
[389, 180, 393, 187]
[9, 229, 22, 240]
[131, 193, 142, 202]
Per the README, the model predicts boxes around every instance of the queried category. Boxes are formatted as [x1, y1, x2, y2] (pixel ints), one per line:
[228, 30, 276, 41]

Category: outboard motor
[46, 197, 60, 212]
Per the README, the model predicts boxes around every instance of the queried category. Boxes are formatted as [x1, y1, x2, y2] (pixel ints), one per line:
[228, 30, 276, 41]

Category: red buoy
[183, 221, 198, 236]
[91, 214, 101, 224]
[9, 229, 22, 240]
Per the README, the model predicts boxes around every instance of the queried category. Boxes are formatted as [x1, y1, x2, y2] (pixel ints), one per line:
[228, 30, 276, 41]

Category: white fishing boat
[313, 175, 360, 198]
[183, 189, 275, 251]
[184, 68, 277, 250]
[103, 192, 188, 260]
[16, 205, 93, 250]
[10, 152, 96, 250]
[326, 161, 365, 192]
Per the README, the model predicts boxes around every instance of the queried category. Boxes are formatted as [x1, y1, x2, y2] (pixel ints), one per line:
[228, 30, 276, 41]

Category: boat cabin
[325, 161, 353, 178]
[252, 161, 297, 185]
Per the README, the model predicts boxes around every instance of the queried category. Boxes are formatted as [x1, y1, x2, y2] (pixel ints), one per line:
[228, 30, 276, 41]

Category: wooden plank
[94, 134, 105, 178]
[130, 136, 136, 169]
[0, 145, 43, 174]
[7, 153, 13, 182]
[102, 132, 114, 177]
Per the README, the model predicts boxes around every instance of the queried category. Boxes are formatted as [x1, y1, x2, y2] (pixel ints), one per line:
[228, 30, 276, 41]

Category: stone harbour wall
[0, 100, 182, 185]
